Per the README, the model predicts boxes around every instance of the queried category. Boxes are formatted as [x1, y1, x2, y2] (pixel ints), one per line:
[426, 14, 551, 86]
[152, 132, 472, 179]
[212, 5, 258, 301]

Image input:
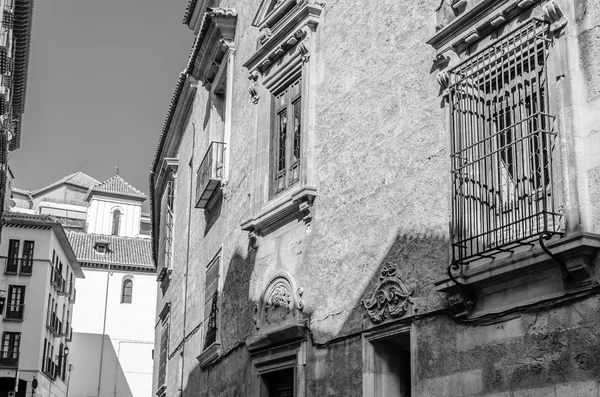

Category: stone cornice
[243, 2, 321, 74]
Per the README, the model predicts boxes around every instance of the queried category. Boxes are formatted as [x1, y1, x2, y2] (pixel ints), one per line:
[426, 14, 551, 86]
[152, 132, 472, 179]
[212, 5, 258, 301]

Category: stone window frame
[362, 323, 414, 397]
[189, 7, 237, 211]
[249, 340, 307, 397]
[430, 0, 600, 316]
[156, 158, 179, 285]
[241, 0, 322, 239]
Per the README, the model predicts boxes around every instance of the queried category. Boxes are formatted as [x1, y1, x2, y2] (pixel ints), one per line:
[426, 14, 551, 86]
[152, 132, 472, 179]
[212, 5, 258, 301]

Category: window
[241, 0, 321, 235]
[0, 332, 20, 367]
[203, 253, 220, 350]
[121, 279, 133, 304]
[157, 313, 169, 393]
[112, 209, 122, 236]
[5, 239, 19, 273]
[21, 240, 34, 274]
[262, 368, 294, 397]
[448, 19, 561, 264]
[271, 79, 302, 197]
[363, 329, 412, 397]
[5, 285, 25, 320]
[162, 180, 174, 271]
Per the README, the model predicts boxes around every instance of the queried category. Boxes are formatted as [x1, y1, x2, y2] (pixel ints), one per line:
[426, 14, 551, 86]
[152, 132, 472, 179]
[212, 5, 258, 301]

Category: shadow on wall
[69, 333, 134, 397]
[177, 225, 451, 397]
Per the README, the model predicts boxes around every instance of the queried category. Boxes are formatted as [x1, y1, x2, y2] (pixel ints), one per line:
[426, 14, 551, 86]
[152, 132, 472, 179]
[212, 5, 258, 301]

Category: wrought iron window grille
[448, 19, 562, 266]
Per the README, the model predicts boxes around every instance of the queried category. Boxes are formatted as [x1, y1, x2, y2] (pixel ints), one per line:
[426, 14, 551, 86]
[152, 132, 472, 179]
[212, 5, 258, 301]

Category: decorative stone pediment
[253, 271, 305, 333]
[362, 263, 414, 324]
[189, 8, 237, 91]
[244, 0, 322, 75]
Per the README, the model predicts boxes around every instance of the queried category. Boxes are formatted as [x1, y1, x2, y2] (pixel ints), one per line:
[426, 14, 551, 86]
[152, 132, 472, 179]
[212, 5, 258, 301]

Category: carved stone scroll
[362, 263, 414, 324]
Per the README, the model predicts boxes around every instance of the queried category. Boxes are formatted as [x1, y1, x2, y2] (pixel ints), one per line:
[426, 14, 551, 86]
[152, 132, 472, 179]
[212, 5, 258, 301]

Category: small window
[112, 209, 122, 236]
[121, 279, 133, 304]
[94, 242, 108, 254]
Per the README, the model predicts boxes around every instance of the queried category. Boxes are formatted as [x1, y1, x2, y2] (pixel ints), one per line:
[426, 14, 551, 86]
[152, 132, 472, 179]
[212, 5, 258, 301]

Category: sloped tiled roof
[67, 231, 154, 270]
[183, 0, 198, 25]
[85, 175, 147, 201]
[12, 187, 31, 195]
[31, 172, 100, 196]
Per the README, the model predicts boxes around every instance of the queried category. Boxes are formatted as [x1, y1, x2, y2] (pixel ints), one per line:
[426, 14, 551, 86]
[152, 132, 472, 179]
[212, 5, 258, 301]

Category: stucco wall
[72, 268, 155, 397]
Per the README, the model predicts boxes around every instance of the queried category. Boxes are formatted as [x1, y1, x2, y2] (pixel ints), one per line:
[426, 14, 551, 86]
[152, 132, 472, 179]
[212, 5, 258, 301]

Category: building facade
[151, 0, 600, 396]
[0, 213, 83, 397]
[12, 173, 156, 397]
[0, 0, 34, 235]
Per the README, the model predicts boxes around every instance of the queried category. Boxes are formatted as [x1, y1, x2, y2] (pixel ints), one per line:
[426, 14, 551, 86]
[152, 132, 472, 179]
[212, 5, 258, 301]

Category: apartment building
[151, 0, 600, 396]
[0, 213, 83, 397]
[0, 0, 34, 232]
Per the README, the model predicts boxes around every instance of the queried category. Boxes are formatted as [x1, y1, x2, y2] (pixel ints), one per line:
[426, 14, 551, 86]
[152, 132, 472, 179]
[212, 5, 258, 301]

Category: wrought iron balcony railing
[195, 141, 225, 209]
[4, 256, 18, 274]
[0, 350, 18, 367]
[20, 257, 33, 275]
[5, 303, 23, 320]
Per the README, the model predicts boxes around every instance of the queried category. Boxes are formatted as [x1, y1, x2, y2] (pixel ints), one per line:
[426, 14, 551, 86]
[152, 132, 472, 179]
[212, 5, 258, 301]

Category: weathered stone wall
[416, 295, 600, 396]
[153, 0, 600, 395]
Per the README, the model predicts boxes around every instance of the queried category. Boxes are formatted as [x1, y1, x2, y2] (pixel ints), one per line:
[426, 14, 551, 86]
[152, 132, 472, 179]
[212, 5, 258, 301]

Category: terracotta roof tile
[183, 0, 198, 25]
[86, 175, 147, 200]
[67, 231, 154, 269]
[31, 172, 100, 195]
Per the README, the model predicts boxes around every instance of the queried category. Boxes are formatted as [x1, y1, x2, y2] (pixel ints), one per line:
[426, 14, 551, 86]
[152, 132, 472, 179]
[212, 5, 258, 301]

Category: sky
[11, 0, 194, 202]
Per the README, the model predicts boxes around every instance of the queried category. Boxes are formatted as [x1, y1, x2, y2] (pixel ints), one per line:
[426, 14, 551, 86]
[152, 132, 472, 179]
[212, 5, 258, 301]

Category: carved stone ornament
[248, 71, 260, 104]
[253, 272, 305, 332]
[362, 263, 414, 324]
[543, 0, 567, 32]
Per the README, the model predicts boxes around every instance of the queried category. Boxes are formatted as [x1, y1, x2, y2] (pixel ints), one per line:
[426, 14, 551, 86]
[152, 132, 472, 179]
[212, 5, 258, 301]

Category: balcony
[20, 258, 33, 275]
[5, 304, 23, 321]
[195, 141, 225, 209]
[43, 358, 57, 380]
[0, 351, 18, 367]
[57, 278, 69, 296]
[51, 269, 64, 291]
[60, 321, 70, 337]
[4, 257, 18, 274]
[69, 287, 76, 303]
[66, 326, 73, 342]
[46, 312, 61, 336]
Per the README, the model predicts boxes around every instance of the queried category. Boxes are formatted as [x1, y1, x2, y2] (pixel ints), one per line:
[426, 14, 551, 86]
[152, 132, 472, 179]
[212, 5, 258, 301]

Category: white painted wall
[86, 195, 143, 237]
[71, 268, 155, 397]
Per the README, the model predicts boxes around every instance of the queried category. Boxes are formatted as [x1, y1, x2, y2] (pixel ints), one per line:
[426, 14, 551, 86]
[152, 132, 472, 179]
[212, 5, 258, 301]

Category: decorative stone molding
[189, 8, 238, 91]
[362, 263, 414, 324]
[248, 71, 260, 104]
[253, 271, 305, 332]
[543, 0, 567, 32]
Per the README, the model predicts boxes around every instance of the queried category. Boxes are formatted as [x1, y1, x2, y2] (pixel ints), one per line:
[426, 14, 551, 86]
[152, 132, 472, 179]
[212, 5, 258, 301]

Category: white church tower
[85, 175, 147, 237]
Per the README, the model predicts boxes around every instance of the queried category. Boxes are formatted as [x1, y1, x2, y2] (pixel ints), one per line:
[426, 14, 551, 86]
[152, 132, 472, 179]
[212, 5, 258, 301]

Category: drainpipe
[97, 264, 111, 397]
[223, 46, 234, 181]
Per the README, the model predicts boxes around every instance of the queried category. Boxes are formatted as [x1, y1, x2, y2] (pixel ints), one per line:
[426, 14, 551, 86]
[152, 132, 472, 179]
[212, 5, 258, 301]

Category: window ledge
[3, 318, 23, 322]
[246, 323, 309, 354]
[436, 233, 600, 316]
[196, 341, 221, 368]
[241, 186, 316, 235]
